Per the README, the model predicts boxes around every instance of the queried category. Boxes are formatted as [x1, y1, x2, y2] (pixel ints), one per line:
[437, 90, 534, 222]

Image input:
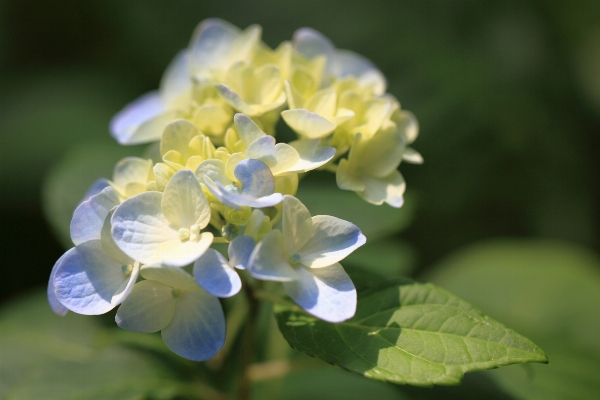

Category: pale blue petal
[70, 186, 120, 246]
[283, 263, 356, 322]
[235, 159, 275, 198]
[162, 288, 226, 361]
[48, 251, 70, 316]
[189, 19, 239, 74]
[193, 249, 241, 297]
[110, 91, 165, 145]
[248, 230, 298, 281]
[293, 28, 335, 62]
[204, 177, 282, 209]
[80, 178, 110, 204]
[116, 280, 176, 333]
[228, 235, 255, 269]
[54, 241, 137, 315]
[298, 215, 366, 268]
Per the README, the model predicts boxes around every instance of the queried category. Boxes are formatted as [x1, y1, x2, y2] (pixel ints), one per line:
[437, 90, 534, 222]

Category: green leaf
[0, 291, 216, 400]
[42, 142, 143, 248]
[426, 239, 600, 399]
[275, 279, 547, 387]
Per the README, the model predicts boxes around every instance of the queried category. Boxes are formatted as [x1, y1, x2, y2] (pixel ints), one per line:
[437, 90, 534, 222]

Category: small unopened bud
[121, 264, 133, 276]
[221, 223, 239, 241]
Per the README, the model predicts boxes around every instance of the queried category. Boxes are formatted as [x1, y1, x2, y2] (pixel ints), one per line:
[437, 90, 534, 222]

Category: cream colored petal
[255, 64, 283, 103]
[402, 146, 424, 164]
[359, 170, 406, 208]
[112, 157, 153, 192]
[153, 163, 176, 192]
[282, 195, 313, 254]
[304, 88, 336, 116]
[215, 84, 257, 116]
[160, 119, 201, 159]
[336, 158, 365, 192]
[281, 109, 336, 139]
[233, 113, 266, 147]
[193, 104, 233, 138]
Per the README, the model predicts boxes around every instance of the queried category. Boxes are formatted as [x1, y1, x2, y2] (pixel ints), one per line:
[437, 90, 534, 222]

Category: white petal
[359, 170, 406, 208]
[244, 136, 299, 176]
[160, 50, 191, 105]
[235, 159, 275, 198]
[228, 235, 255, 269]
[111, 192, 177, 264]
[248, 230, 298, 281]
[298, 215, 366, 268]
[161, 289, 226, 361]
[116, 280, 176, 333]
[281, 109, 336, 139]
[287, 139, 336, 173]
[283, 263, 356, 322]
[54, 241, 135, 315]
[195, 159, 231, 187]
[162, 170, 211, 229]
[193, 249, 241, 297]
[48, 251, 70, 316]
[110, 92, 165, 145]
[234, 113, 266, 147]
[100, 209, 134, 266]
[140, 265, 199, 292]
[70, 186, 120, 246]
[282, 195, 313, 254]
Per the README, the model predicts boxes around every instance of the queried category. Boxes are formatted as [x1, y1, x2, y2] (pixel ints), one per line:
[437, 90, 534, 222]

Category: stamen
[289, 252, 301, 264]
[178, 228, 190, 241]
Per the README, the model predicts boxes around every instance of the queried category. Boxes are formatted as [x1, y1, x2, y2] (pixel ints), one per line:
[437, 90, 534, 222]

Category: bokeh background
[1, 1, 599, 399]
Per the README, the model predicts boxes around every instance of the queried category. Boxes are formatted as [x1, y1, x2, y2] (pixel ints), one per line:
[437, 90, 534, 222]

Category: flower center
[121, 264, 133, 276]
[178, 228, 190, 241]
[289, 252, 301, 264]
[225, 184, 240, 194]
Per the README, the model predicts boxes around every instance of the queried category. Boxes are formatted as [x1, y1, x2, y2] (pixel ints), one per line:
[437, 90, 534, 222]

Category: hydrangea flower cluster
[48, 19, 421, 361]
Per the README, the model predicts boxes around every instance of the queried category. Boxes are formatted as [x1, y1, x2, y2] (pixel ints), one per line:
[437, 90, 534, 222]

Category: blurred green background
[1, 1, 599, 399]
